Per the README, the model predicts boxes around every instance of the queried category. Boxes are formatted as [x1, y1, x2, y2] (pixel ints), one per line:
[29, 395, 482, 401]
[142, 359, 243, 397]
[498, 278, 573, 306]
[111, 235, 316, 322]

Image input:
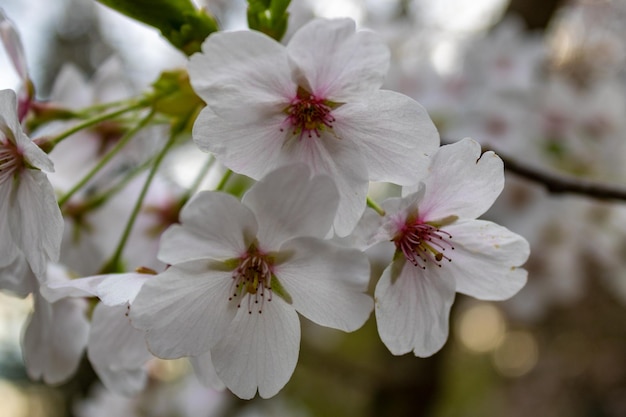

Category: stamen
[229, 246, 274, 314]
[280, 87, 335, 140]
[0, 139, 22, 184]
[394, 221, 455, 269]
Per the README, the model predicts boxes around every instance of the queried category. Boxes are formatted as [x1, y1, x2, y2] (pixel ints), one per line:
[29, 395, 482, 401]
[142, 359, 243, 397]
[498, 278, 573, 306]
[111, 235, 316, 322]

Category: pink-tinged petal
[192, 105, 287, 180]
[333, 90, 439, 184]
[129, 261, 236, 359]
[287, 18, 389, 101]
[10, 170, 63, 278]
[375, 259, 455, 357]
[212, 296, 300, 399]
[276, 237, 372, 331]
[189, 351, 226, 391]
[0, 11, 28, 81]
[242, 165, 339, 249]
[158, 191, 257, 264]
[23, 292, 89, 384]
[88, 304, 151, 395]
[189, 30, 294, 122]
[417, 138, 504, 221]
[442, 219, 529, 300]
[375, 189, 425, 244]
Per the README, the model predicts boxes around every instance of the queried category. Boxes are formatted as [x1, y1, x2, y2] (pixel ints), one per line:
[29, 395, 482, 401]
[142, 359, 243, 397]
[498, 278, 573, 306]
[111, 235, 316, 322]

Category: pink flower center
[0, 136, 22, 184]
[281, 86, 336, 139]
[229, 246, 274, 314]
[393, 220, 455, 269]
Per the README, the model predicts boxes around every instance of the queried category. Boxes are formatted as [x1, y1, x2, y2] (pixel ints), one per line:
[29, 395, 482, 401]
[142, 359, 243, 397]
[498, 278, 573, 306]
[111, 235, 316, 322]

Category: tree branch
[489, 145, 626, 201]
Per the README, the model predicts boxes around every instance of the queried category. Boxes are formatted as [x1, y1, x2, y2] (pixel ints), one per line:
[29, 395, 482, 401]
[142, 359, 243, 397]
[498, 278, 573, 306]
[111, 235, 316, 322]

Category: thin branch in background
[490, 146, 626, 202]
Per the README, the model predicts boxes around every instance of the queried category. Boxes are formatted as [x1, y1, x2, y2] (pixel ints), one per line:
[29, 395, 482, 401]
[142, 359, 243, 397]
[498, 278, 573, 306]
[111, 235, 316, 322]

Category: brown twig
[497, 151, 626, 201]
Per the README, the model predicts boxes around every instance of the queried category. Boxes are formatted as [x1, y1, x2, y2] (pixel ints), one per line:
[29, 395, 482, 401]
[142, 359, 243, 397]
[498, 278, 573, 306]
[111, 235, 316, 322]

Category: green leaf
[96, 0, 218, 55]
[247, 0, 291, 41]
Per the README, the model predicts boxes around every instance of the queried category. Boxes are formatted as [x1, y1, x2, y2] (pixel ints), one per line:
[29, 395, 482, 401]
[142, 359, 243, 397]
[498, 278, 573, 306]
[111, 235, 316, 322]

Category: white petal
[42, 274, 106, 302]
[0, 255, 36, 297]
[0, 89, 20, 135]
[189, 351, 226, 391]
[442, 220, 529, 300]
[19, 132, 54, 172]
[23, 292, 90, 384]
[10, 170, 63, 278]
[333, 91, 439, 184]
[212, 296, 300, 399]
[276, 237, 372, 332]
[417, 138, 504, 220]
[88, 304, 151, 395]
[0, 181, 19, 267]
[192, 105, 288, 180]
[189, 30, 293, 122]
[95, 272, 150, 305]
[158, 191, 257, 264]
[280, 129, 369, 236]
[287, 18, 389, 101]
[242, 165, 339, 249]
[0, 12, 28, 81]
[375, 259, 455, 357]
[129, 261, 236, 359]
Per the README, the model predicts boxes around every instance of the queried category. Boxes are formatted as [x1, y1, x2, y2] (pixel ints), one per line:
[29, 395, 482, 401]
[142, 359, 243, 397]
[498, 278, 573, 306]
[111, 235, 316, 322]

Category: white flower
[42, 270, 156, 395]
[130, 165, 373, 399]
[368, 138, 529, 357]
[0, 89, 63, 278]
[22, 264, 90, 384]
[0, 10, 30, 119]
[189, 18, 439, 236]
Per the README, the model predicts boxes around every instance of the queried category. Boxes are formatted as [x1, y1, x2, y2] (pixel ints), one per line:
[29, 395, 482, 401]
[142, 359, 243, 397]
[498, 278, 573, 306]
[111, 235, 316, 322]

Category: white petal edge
[375, 259, 455, 357]
[129, 261, 236, 359]
[189, 30, 293, 122]
[158, 191, 257, 264]
[88, 303, 152, 395]
[276, 237, 372, 332]
[333, 90, 439, 185]
[409, 138, 505, 221]
[189, 351, 226, 391]
[23, 292, 90, 384]
[212, 296, 300, 399]
[287, 18, 389, 101]
[442, 219, 529, 300]
[242, 164, 339, 249]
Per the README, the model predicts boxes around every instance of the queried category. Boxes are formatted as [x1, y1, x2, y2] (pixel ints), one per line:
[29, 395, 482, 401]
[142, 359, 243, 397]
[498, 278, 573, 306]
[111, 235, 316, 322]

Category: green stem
[49, 101, 147, 147]
[367, 196, 385, 216]
[80, 155, 157, 211]
[76, 98, 138, 116]
[179, 154, 215, 206]
[100, 128, 178, 273]
[215, 169, 232, 192]
[58, 110, 156, 207]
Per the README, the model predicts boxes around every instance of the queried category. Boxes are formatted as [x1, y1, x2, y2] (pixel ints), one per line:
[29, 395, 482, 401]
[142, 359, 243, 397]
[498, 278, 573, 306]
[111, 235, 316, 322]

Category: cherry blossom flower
[188, 18, 439, 236]
[22, 264, 90, 384]
[0, 89, 63, 278]
[366, 138, 529, 356]
[0, 9, 31, 120]
[130, 165, 373, 399]
[42, 270, 160, 395]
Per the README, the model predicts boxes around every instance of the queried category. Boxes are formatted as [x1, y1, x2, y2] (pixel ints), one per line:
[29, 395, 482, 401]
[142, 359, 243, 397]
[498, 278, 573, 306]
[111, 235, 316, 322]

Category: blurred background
[1, 0, 626, 416]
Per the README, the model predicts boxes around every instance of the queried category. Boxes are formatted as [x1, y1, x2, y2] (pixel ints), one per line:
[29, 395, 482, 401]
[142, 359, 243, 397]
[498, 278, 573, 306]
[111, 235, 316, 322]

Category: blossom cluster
[0, 5, 529, 402]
